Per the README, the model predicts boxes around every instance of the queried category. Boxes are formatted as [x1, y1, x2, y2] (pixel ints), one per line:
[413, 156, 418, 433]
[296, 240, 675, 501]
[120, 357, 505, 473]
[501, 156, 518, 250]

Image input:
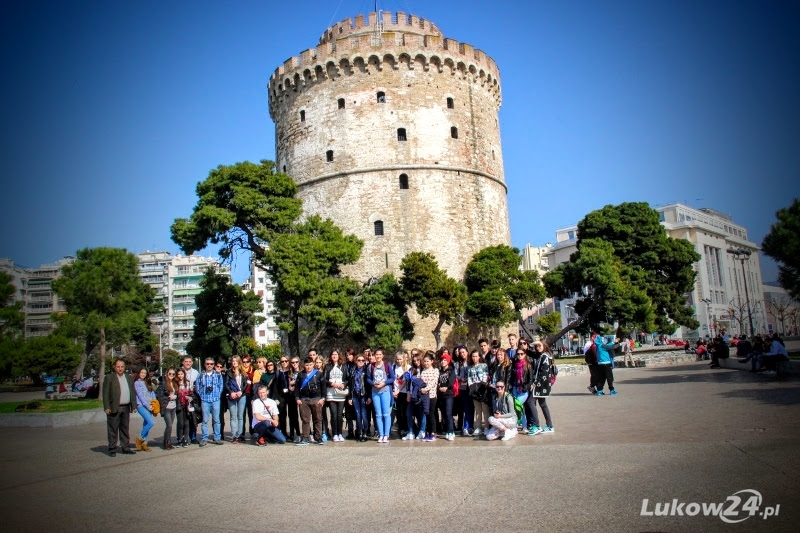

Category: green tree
[171, 160, 363, 358]
[0, 271, 24, 339]
[51, 247, 158, 391]
[264, 216, 363, 356]
[349, 274, 413, 351]
[543, 202, 699, 343]
[399, 252, 466, 349]
[187, 268, 265, 360]
[762, 198, 800, 300]
[535, 311, 562, 338]
[160, 348, 183, 372]
[13, 334, 82, 384]
[170, 160, 301, 262]
[463, 245, 546, 337]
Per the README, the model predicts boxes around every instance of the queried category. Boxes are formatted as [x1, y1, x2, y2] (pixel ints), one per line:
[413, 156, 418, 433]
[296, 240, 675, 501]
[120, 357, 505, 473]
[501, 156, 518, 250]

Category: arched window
[451, 126, 458, 139]
[446, 97, 454, 109]
[397, 128, 407, 141]
[377, 91, 386, 103]
[337, 98, 345, 109]
[326, 150, 333, 162]
[399, 174, 409, 189]
[374, 220, 384, 236]
[282, 165, 286, 173]
[300, 110, 305, 122]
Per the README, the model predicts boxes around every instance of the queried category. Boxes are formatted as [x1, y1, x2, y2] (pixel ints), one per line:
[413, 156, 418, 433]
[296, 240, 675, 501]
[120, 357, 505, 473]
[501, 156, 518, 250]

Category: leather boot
[141, 439, 151, 452]
[135, 436, 144, 450]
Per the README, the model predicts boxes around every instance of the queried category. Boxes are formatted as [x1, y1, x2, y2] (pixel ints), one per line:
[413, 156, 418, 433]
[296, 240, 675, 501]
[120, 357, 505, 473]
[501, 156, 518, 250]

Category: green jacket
[102, 372, 137, 413]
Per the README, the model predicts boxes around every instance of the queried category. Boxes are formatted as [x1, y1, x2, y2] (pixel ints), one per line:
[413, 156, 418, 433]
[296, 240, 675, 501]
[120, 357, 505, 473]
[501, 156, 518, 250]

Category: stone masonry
[268, 12, 512, 347]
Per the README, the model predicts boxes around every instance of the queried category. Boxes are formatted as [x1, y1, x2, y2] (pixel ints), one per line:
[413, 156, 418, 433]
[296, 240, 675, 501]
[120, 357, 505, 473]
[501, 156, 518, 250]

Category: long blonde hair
[230, 356, 243, 377]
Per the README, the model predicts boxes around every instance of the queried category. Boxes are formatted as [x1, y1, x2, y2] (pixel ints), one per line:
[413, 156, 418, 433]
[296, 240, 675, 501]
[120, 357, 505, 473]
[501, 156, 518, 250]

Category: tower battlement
[268, 12, 500, 118]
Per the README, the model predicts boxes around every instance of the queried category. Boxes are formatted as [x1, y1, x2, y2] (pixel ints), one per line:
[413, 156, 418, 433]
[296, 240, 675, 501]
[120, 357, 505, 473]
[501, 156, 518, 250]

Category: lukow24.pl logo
[640, 489, 780, 523]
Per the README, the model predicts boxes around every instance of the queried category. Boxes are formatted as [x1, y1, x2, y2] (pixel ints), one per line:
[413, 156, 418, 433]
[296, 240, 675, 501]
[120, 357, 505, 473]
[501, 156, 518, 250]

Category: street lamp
[700, 297, 713, 338]
[727, 247, 755, 338]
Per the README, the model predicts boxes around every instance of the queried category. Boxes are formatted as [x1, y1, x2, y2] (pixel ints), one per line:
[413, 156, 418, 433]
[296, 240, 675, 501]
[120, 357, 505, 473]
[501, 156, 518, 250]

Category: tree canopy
[348, 274, 413, 351]
[399, 252, 466, 349]
[187, 268, 265, 360]
[464, 244, 546, 337]
[171, 160, 301, 261]
[171, 161, 364, 358]
[543, 202, 699, 341]
[51, 247, 158, 390]
[762, 198, 800, 300]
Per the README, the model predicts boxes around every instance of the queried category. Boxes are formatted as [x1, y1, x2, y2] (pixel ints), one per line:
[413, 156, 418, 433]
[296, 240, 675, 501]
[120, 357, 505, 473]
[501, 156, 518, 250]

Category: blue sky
[1, 0, 798, 285]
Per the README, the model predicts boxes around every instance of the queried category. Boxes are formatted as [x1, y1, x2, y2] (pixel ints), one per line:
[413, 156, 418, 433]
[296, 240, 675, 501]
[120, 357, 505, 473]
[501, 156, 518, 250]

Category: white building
[524, 203, 765, 341]
[0, 257, 73, 338]
[244, 261, 280, 345]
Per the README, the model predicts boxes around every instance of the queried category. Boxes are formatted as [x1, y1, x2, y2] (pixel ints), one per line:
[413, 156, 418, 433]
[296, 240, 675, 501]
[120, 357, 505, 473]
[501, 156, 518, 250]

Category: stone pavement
[0, 361, 798, 532]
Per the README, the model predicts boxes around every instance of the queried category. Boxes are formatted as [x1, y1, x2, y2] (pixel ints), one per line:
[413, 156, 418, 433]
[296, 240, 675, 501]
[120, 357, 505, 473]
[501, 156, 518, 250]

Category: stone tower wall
[268, 12, 514, 349]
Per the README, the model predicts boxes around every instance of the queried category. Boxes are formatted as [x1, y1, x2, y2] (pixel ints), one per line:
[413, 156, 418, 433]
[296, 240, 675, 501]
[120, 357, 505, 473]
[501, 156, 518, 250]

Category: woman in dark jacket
[346, 354, 372, 442]
[525, 340, 554, 435]
[224, 356, 247, 443]
[155, 367, 178, 449]
[436, 353, 458, 441]
[508, 343, 533, 430]
[323, 350, 350, 442]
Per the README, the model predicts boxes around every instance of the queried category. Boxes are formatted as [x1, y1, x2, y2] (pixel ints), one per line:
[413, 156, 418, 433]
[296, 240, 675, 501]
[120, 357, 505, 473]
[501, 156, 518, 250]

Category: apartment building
[244, 260, 281, 346]
[0, 257, 74, 339]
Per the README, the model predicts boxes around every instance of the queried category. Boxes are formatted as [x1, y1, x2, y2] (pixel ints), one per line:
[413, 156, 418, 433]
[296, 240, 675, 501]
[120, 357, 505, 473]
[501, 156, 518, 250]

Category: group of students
[695, 331, 789, 373]
[130, 336, 559, 448]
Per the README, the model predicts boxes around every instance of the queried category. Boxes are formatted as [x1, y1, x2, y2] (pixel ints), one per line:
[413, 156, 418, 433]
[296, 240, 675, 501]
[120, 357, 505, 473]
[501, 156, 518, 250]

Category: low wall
[0, 408, 106, 428]
[555, 347, 698, 376]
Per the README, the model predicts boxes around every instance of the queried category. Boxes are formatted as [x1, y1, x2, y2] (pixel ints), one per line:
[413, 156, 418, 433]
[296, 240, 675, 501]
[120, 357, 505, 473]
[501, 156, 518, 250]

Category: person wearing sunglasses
[346, 354, 372, 442]
[155, 367, 179, 449]
[285, 358, 302, 443]
[196, 358, 224, 446]
[224, 356, 246, 444]
[485, 381, 517, 441]
[508, 341, 533, 431]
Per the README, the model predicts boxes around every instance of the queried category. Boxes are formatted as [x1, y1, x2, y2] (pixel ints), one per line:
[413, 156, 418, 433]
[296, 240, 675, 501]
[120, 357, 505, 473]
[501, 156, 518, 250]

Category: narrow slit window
[399, 174, 409, 189]
[337, 98, 345, 109]
[446, 97, 454, 109]
[451, 126, 458, 139]
[282, 165, 286, 172]
[377, 91, 386, 103]
[300, 110, 305, 122]
[397, 128, 407, 141]
[374, 220, 384, 236]
[326, 150, 333, 162]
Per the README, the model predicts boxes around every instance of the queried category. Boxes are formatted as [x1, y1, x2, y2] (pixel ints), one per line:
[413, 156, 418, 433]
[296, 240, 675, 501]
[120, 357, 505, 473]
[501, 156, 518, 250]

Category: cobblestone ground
[0, 361, 797, 532]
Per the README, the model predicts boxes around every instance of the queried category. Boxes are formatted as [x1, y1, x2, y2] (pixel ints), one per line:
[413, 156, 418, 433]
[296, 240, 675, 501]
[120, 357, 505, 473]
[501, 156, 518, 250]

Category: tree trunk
[517, 319, 535, 341]
[98, 327, 107, 393]
[544, 312, 590, 347]
[432, 316, 446, 350]
[289, 314, 300, 359]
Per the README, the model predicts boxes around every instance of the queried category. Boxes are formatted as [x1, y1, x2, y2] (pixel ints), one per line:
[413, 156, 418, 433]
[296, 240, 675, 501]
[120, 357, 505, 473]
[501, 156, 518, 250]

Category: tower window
[399, 174, 409, 189]
[397, 128, 407, 141]
[300, 110, 305, 122]
[377, 91, 386, 103]
[326, 150, 333, 162]
[374, 220, 384, 236]
[446, 97, 454, 109]
[451, 127, 458, 139]
[282, 165, 286, 172]
[337, 98, 345, 109]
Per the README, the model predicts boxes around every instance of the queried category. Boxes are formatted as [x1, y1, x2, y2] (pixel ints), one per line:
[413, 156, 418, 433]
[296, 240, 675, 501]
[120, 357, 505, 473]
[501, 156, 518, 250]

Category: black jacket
[294, 369, 327, 401]
[437, 366, 457, 398]
[346, 365, 372, 399]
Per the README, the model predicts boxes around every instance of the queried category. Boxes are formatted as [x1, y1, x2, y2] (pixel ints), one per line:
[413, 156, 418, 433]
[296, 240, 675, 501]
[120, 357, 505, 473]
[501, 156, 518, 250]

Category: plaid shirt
[196, 371, 223, 403]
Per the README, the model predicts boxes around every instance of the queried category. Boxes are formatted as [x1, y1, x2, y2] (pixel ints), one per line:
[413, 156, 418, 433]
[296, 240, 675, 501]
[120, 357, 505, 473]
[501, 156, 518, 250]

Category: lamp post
[727, 247, 755, 338]
[700, 297, 713, 338]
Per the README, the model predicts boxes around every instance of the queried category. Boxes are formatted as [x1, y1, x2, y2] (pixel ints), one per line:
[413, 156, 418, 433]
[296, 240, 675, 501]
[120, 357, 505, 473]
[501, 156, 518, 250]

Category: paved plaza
[0, 361, 798, 532]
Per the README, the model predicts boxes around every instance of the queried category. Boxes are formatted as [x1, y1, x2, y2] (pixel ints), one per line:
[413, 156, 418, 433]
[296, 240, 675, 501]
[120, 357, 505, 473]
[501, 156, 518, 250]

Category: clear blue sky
[1, 0, 798, 284]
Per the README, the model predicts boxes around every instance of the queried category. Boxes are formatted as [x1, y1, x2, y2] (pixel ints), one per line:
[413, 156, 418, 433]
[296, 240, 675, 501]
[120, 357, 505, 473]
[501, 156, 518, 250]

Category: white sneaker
[473, 428, 482, 436]
[446, 432, 455, 441]
[462, 429, 470, 436]
[338, 434, 345, 442]
[502, 428, 517, 441]
[402, 432, 414, 440]
[333, 435, 340, 442]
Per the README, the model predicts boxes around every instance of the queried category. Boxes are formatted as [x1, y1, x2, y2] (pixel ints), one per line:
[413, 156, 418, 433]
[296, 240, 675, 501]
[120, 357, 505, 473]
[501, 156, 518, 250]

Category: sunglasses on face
[357, 359, 364, 362]
[496, 385, 505, 389]
[280, 360, 288, 363]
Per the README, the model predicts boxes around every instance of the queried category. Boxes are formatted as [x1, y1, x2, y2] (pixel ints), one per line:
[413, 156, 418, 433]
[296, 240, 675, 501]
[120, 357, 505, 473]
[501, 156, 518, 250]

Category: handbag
[333, 385, 349, 398]
[150, 398, 160, 415]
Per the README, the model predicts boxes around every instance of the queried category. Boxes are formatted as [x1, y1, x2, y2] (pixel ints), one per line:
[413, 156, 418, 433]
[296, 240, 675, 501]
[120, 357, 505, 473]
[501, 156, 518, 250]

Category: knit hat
[440, 353, 452, 365]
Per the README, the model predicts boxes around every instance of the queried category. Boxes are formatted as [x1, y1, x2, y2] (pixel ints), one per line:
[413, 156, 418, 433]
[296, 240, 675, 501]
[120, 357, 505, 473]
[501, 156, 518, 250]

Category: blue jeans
[352, 395, 369, 434]
[253, 421, 286, 443]
[137, 405, 155, 439]
[458, 389, 473, 431]
[228, 395, 246, 438]
[372, 388, 392, 437]
[437, 395, 454, 433]
[512, 391, 528, 428]
[201, 400, 221, 441]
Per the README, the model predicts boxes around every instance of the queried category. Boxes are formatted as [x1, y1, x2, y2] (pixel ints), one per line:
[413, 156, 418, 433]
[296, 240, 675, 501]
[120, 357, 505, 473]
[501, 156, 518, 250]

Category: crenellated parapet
[267, 11, 501, 119]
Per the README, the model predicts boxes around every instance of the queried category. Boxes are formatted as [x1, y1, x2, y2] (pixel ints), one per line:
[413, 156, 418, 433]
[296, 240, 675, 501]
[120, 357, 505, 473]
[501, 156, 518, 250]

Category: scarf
[514, 359, 526, 393]
[354, 367, 364, 395]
